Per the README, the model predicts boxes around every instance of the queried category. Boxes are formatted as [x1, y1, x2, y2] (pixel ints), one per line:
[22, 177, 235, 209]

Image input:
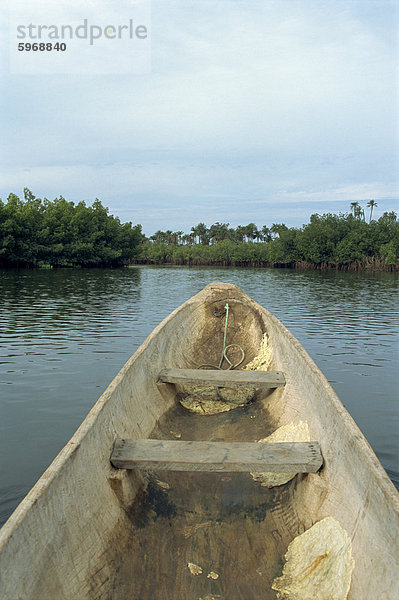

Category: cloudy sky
[1, 0, 398, 234]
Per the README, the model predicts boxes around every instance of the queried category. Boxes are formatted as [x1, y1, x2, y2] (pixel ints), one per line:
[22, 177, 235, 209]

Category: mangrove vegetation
[140, 209, 399, 270]
[0, 190, 398, 269]
[0, 189, 144, 267]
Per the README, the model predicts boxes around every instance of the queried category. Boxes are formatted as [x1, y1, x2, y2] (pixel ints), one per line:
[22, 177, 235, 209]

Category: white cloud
[0, 0, 397, 231]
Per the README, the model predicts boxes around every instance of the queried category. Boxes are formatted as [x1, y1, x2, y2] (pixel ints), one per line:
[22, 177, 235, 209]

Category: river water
[0, 266, 398, 526]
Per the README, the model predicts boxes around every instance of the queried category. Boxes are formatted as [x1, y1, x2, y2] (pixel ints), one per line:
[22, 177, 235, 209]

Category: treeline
[1, 191, 398, 270]
[139, 210, 399, 270]
[0, 189, 143, 267]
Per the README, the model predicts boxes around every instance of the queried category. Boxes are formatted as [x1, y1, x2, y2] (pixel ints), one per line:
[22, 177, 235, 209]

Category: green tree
[367, 199, 378, 223]
[244, 223, 259, 242]
[234, 225, 246, 242]
[261, 226, 272, 242]
[209, 222, 230, 243]
[0, 190, 143, 268]
[197, 222, 209, 245]
[270, 223, 288, 238]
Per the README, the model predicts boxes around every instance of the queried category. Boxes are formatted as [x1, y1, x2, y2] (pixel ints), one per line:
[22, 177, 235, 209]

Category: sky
[1, 0, 398, 235]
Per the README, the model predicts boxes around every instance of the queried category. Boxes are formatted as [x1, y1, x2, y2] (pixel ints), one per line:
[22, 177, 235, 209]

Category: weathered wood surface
[111, 438, 322, 473]
[158, 368, 286, 388]
[1, 281, 398, 600]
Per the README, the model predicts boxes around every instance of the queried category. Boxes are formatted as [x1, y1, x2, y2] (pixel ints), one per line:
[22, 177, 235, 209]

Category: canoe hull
[0, 282, 398, 599]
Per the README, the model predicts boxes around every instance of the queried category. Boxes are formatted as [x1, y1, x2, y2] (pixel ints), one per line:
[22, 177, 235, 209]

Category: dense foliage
[1, 191, 397, 270]
[0, 189, 143, 267]
[140, 211, 399, 270]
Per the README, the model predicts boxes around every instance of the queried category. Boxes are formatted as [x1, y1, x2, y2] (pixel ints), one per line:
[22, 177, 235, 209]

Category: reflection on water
[0, 266, 398, 526]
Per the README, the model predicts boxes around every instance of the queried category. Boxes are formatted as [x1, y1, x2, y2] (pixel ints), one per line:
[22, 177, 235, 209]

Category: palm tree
[350, 202, 363, 219]
[165, 230, 173, 244]
[190, 225, 199, 244]
[196, 222, 209, 245]
[244, 223, 258, 242]
[209, 222, 230, 243]
[150, 230, 165, 242]
[234, 225, 246, 242]
[261, 225, 272, 242]
[270, 223, 288, 238]
[367, 199, 378, 223]
[182, 234, 192, 245]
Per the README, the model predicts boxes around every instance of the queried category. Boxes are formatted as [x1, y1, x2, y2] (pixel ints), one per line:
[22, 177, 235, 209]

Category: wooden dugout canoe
[0, 282, 398, 599]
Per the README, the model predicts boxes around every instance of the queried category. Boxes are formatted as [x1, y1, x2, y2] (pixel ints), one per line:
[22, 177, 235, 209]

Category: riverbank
[138, 211, 399, 271]
[1, 191, 398, 270]
[135, 242, 398, 272]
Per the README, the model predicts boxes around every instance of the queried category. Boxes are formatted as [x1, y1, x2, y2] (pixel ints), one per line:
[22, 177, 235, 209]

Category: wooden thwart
[111, 439, 322, 473]
[157, 368, 286, 388]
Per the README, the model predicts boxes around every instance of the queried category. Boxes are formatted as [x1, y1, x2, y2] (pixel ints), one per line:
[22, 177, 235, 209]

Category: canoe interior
[0, 282, 398, 600]
[111, 399, 304, 600]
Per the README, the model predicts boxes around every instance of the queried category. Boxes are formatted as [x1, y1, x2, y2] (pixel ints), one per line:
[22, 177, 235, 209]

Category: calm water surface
[0, 266, 398, 526]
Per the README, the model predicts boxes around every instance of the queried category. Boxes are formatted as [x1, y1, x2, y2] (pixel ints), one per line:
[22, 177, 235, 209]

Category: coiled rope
[198, 303, 245, 371]
[196, 303, 254, 405]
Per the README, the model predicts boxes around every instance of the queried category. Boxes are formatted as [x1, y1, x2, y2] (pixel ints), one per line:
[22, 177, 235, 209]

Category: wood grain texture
[158, 368, 286, 387]
[1, 281, 398, 600]
[111, 438, 322, 473]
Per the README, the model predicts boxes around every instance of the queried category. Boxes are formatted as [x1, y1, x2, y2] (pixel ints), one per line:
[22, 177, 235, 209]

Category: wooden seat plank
[157, 368, 286, 388]
[111, 439, 322, 473]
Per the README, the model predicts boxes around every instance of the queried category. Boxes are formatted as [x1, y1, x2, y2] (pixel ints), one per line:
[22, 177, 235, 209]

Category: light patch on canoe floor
[170, 430, 181, 438]
[272, 517, 354, 600]
[251, 422, 310, 487]
[182, 521, 211, 538]
[179, 383, 255, 414]
[180, 333, 271, 414]
[207, 571, 219, 579]
[187, 562, 203, 575]
[155, 479, 170, 490]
